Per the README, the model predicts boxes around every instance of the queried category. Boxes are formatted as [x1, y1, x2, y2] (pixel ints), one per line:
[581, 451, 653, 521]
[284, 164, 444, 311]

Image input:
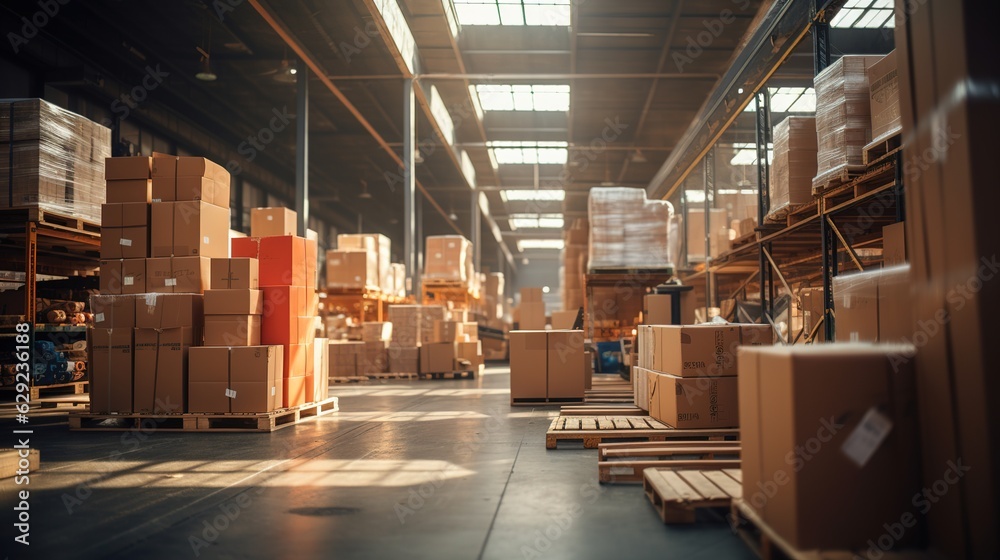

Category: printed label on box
[124, 276, 134, 286]
[95, 313, 105, 323]
[120, 239, 132, 246]
[841, 407, 893, 467]
[225, 388, 237, 399]
[165, 278, 177, 286]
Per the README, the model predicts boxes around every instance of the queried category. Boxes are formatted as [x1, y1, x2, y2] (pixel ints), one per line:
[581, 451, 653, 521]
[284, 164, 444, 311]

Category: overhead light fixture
[576, 32, 654, 37]
[500, 189, 565, 202]
[272, 59, 298, 84]
[414, 149, 425, 164]
[630, 150, 647, 163]
[517, 239, 565, 251]
[358, 180, 372, 199]
[448, 211, 459, 221]
[522, 257, 530, 265]
[195, 46, 217, 82]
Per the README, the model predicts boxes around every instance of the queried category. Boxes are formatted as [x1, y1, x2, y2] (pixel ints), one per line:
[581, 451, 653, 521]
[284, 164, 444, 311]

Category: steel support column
[471, 192, 482, 274]
[704, 146, 715, 316]
[755, 90, 772, 325]
[295, 64, 309, 237]
[403, 78, 417, 295]
[812, 0, 831, 75]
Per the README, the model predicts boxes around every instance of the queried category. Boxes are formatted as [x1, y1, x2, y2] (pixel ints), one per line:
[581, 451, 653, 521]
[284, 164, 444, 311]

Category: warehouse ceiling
[1, 0, 889, 271]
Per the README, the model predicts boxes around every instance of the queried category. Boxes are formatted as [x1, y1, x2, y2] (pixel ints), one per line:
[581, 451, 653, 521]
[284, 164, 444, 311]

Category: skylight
[453, 0, 571, 26]
[517, 239, 565, 251]
[831, 0, 894, 28]
[729, 142, 773, 167]
[473, 84, 570, 112]
[500, 189, 566, 202]
[743, 88, 816, 113]
[490, 141, 568, 165]
[508, 213, 564, 230]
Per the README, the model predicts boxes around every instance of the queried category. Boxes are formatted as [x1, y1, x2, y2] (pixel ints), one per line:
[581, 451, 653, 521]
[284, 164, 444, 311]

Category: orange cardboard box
[283, 343, 308, 379]
[283, 375, 306, 408]
[261, 286, 304, 344]
[258, 236, 307, 287]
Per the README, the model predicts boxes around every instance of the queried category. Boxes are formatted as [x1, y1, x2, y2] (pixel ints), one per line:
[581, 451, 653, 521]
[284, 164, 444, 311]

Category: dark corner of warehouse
[0, 0, 997, 558]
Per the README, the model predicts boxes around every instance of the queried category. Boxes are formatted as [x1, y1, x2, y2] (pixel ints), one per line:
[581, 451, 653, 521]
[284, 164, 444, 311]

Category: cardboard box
[547, 330, 585, 399]
[101, 202, 149, 228]
[362, 322, 392, 342]
[387, 305, 421, 347]
[433, 320, 461, 343]
[461, 322, 479, 342]
[177, 156, 230, 185]
[737, 345, 920, 551]
[325, 250, 376, 290]
[91, 294, 136, 328]
[298, 316, 317, 346]
[739, 324, 773, 347]
[420, 342, 456, 373]
[520, 287, 543, 303]
[362, 340, 388, 373]
[519, 301, 546, 330]
[99, 259, 146, 295]
[338, 233, 392, 293]
[456, 340, 482, 368]
[204, 289, 262, 315]
[388, 346, 419, 373]
[882, 221, 906, 266]
[188, 346, 231, 413]
[255, 236, 307, 287]
[260, 286, 305, 344]
[509, 331, 547, 400]
[551, 310, 578, 330]
[833, 271, 879, 342]
[649, 325, 740, 377]
[205, 315, 260, 346]
[150, 201, 229, 258]
[283, 343, 308, 380]
[877, 265, 912, 343]
[329, 341, 364, 377]
[648, 371, 738, 429]
[868, 50, 900, 142]
[251, 207, 296, 238]
[106, 179, 151, 204]
[283, 375, 306, 408]
[643, 294, 673, 325]
[424, 235, 471, 282]
[419, 306, 447, 344]
[229, 345, 281, 412]
[105, 156, 151, 180]
[133, 327, 194, 413]
[89, 328, 133, 414]
[134, 293, 204, 330]
[313, 339, 329, 401]
[100, 226, 149, 259]
[145, 256, 212, 294]
[799, 288, 826, 342]
[633, 366, 650, 411]
[210, 257, 259, 290]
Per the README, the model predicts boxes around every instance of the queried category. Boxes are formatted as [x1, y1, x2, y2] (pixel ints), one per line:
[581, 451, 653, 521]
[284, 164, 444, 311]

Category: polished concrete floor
[0, 365, 753, 559]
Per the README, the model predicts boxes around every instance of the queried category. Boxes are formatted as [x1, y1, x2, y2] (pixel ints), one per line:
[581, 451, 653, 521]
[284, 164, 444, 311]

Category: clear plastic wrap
[588, 187, 673, 270]
[0, 99, 111, 223]
[768, 116, 817, 220]
[423, 235, 472, 282]
[812, 56, 882, 190]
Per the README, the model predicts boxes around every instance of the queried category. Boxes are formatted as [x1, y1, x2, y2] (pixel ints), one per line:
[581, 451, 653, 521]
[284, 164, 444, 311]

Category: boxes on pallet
[329, 340, 364, 377]
[647, 370, 738, 429]
[387, 305, 420, 347]
[424, 235, 471, 282]
[768, 116, 818, 219]
[362, 340, 388, 373]
[738, 344, 921, 551]
[868, 50, 900, 143]
[646, 324, 741, 377]
[420, 342, 456, 373]
[326, 250, 377, 290]
[509, 330, 585, 401]
[362, 322, 392, 342]
[188, 346, 283, 413]
[388, 346, 419, 373]
[588, 187, 673, 269]
[339, 233, 392, 293]
[133, 326, 196, 414]
[250, 207, 296, 237]
[89, 328, 134, 414]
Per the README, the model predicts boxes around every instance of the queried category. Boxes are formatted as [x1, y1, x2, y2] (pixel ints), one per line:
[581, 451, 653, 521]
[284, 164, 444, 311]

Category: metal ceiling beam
[246, 0, 464, 238]
[616, 0, 684, 184]
[418, 73, 719, 80]
[646, 0, 843, 201]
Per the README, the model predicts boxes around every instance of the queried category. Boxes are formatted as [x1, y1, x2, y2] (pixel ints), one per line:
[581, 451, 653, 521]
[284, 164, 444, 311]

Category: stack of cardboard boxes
[767, 116, 818, 220]
[423, 235, 473, 285]
[509, 329, 585, 403]
[561, 219, 588, 312]
[516, 287, 546, 330]
[328, 340, 365, 377]
[231, 207, 320, 407]
[483, 272, 504, 327]
[588, 187, 673, 269]
[361, 321, 391, 374]
[632, 323, 771, 428]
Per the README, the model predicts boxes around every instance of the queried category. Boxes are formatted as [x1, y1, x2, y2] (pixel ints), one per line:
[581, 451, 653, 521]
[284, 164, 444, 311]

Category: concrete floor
[0, 365, 753, 559]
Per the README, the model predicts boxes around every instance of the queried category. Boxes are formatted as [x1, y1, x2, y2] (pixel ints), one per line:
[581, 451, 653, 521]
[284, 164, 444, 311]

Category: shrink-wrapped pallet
[588, 187, 672, 270]
[768, 116, 818, 220]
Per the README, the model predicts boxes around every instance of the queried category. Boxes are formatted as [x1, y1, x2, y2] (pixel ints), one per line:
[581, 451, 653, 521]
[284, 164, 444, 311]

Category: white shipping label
[124, 276, 134, 286]
[119, 238, 132, 246]
[843, 295, 851, 309]
[152, 198, 162, 203]
[165, 278, 177, 287]
[267, 215, 274, 221]
[271, 387, 276, 396]
[203, 236, 210, 244]
[841, 407, 893, 467]
[95, 313, 105, 323]
[225, 388, 237, 399]
[145, 293, 158, 306]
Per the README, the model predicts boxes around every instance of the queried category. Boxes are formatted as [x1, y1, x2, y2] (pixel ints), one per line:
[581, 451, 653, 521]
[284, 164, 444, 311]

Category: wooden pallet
[2, 207, 102, 235]
[598, 441, 741, 483]
[331, 376, 369, 384]
[729, 498, 936, 560]
[863, 131, 902, 166]
[644, 468, 743, 524]
[68, 397, 339, 432]
[511, 396, 586, 407]
[811, 165, 866, 195]
[419, 370, 475, 380]
[731, 230, 757, 250]
[368, 372, 419, 380]
[1, 448, 39, 479]
[0, 381, 89, 401]
[764, 201, 815, 226]
[560, 405, 646, 416]
[544, 416, 739, 449]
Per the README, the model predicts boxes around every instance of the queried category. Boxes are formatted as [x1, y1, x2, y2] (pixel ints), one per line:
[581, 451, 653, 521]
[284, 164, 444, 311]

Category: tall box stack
[518, 287, 546, 330]
[361, 322, 391, 373]
[562, 219, 588, 312]
[633, 324, 771, 421]
[89, 294, 137, 414]
[387, 305, 421, 373]
[768, 116, 817, 221]
[588, 187, 673, 270]
[867, 50, 900, 145]
[338, 233, 391, 293]
[233, 207, 321, 407]
[509, 330, 585, 402]
[686, 207, 730, 262]
[424, 235, 472, 284]
[738, 345, 921, 551]
[812, 55, 883, 193]
[0, 98, 111, 223]
[101, 157, 152, 296]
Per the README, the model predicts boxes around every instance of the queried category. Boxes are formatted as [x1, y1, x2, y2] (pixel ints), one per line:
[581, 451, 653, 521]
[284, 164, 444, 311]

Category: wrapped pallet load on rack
[812, 55, 882, 193]
[767, 116, 817, 221]
[424, 235, 472, 284]
[1, 98, 111, 223]
[562, 218, 588, 312]
[587, 187, 673, 270]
